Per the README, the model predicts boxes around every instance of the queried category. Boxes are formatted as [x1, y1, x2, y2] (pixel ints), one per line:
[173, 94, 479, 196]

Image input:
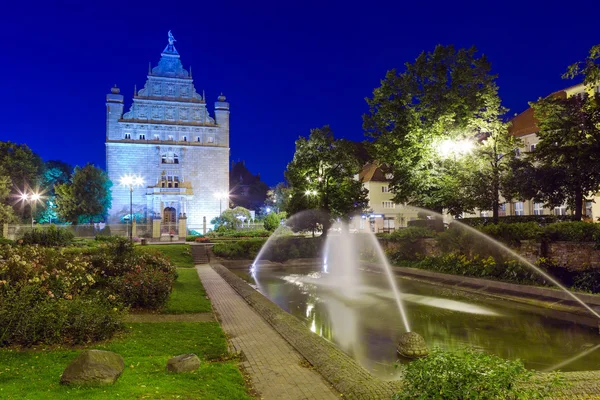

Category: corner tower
[105, 31, 230, 235]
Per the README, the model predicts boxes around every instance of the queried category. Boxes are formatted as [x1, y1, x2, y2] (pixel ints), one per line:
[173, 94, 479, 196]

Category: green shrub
[212, 238, 266, 259]
[479, 222, 543, 246]
[544, 221, 600, 242]
[207, 229, 271, 238]
[460, 214, 574, 227]
[394, 348, 561, 400]
[0, 283, 124, 347]
[264, 212, 285, 231]
[0, 237, 14, 245]
[186, 234, 202, 241]
[21, 225, 74, 246]
[407, 218, 444, 231]
[109, 266, 174, 309]
[385, 227, 436, 262]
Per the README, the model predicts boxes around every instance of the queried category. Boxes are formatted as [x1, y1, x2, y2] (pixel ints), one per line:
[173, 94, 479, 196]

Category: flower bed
[0, 238, 177, 346]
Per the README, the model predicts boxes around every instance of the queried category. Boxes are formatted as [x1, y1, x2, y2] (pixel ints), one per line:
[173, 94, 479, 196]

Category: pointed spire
[148, 62, 152, 75]
[134, 84, 137, 97]
[190, 65, 193, 78]
[202, 89, 206, 101]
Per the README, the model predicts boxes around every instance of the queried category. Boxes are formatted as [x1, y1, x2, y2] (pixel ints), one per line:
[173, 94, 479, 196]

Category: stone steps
[191, 245, 210, 264]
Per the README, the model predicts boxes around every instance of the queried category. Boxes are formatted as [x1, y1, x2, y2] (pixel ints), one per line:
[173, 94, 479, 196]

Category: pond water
[233, 265, 600, 380]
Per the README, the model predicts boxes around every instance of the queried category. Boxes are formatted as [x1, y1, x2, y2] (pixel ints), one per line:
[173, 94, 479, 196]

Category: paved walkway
[196, 265, 339, 400]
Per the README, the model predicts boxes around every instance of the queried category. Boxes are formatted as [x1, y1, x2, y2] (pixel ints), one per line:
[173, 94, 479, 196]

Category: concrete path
[196, 264, 339, 400]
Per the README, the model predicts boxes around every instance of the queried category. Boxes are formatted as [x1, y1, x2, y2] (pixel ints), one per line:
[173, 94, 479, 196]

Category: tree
[263, 211, 286, 231]
[529, 94, 600, 220]
[264, 182, 291, 214]
[364, 45, 505, 215]
[55, 164, 112, 224]
[285, 126, 368, 234]
[38, 160, 73, 224]
[210, 206, 251, 230]
[0, 142, 45, 223]
[507, 44, 600, 221]
[0, 168, 16, 225]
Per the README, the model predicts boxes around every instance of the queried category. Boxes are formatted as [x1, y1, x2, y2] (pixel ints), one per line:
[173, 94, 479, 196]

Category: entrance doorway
[162, 207, 177, 234]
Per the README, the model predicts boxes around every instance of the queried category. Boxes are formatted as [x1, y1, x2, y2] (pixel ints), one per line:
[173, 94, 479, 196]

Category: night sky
[1, 0, 599, 186]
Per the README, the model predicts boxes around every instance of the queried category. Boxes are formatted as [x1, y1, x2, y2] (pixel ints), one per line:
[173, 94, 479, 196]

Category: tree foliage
[284, 126, 368, 233]
[506, 44, 600, 220]
[210, 206, 252, 231]
[55, 164, 112, 224]
[364, 45, 507, 215]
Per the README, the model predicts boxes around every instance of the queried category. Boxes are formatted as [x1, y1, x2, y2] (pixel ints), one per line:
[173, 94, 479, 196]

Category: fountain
[249, 208, 600, 370]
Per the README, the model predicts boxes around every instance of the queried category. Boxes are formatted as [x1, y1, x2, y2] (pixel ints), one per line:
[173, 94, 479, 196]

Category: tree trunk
[492, 170, 500, 224]
[574, 187, 583, 221]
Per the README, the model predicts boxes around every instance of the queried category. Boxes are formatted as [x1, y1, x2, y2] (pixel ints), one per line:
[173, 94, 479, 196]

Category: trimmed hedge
[212, 236, 320, 262]
[459, 215, 575, 227]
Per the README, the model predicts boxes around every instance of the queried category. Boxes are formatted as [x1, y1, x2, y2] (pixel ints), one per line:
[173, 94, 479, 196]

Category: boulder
[167, 353, 201, 373]
[60, 350, 124, 385]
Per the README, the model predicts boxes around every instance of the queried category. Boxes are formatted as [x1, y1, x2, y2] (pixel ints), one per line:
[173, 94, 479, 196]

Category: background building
[105, 32, 229, 234]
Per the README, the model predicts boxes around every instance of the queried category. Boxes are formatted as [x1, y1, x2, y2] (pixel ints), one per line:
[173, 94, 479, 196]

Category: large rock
[167, 353, 201, 373]
[60, 350, 124, 385]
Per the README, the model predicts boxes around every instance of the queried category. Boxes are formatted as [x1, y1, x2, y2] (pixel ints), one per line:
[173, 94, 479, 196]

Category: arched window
[161, 152, 179, 164]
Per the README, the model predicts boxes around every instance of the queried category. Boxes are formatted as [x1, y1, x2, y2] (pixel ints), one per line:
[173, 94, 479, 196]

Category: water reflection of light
[310, 318, 317, 333]
[544, 344, 600, 372]
[306, 303, 314, 318]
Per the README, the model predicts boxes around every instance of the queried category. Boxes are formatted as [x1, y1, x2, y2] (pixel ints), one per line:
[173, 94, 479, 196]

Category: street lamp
[120, 175, 144, 241]
[214, 191, 229, 216]
[18, 190, 43, 227]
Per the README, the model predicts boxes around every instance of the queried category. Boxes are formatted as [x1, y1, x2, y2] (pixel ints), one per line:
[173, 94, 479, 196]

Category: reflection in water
[242, 266, 600, 378]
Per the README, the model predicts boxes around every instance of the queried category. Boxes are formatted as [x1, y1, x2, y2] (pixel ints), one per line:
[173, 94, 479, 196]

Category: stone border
[211, 263, 403, 399]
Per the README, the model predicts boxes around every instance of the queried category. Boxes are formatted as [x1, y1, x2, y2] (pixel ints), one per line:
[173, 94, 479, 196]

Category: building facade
[349, 163, 420, 233]
[106, 32, 229, 233]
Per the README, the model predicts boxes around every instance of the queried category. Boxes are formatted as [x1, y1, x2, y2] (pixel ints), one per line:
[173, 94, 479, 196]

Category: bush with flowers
[0, 237, 177, 346]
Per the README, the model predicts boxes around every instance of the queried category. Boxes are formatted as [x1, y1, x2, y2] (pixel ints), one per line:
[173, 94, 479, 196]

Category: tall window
[554, 205, 567, 216]
[533, 203, 543, 215]
[383, 217, 395, 229]
[530, 144, 537, 152]
[182, 136, 187, 142]
[161, 152, 179, 164]
[161, 175, 180, 188]
[382, 201, 395, 209]
[514, 202, 524, 216]
[139, 134, 146, 140]
[196, 136, 201, 142]
[381, 185, 390, 193]
[499, 203, 506, 217]
[124, 133, 131, 139]
[586, 201, 593, 219]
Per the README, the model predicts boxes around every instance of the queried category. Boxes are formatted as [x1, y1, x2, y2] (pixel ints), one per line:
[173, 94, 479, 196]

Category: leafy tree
[38, 160, 73, 224]
[210, 206, 252, 231]
[264, 182, 291, 214]
[364, 45, 505, 215]
[55, 164, 112, 224]
[0, 169, 16, 225]
[528, 94, 600, 220]
[263, 211, 286, 231]
[284, 126, 368, 235]
[507, 44, 600, 221]
[0, 142, 44, 223]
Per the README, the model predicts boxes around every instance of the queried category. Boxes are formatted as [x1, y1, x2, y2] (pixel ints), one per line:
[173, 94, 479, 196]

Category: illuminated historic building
[105, 31, 229, 234]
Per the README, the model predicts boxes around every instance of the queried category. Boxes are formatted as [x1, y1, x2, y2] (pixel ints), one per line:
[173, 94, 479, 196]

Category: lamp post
[20, 191, 42, 227]
[120, 175, 144, 242]
[214, 191, 229, 216]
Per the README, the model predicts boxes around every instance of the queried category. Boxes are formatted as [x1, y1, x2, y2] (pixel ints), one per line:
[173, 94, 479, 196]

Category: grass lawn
[139, 244, 194, 267]
[164, 268, 212, 314]
[0, 323, 250, 399]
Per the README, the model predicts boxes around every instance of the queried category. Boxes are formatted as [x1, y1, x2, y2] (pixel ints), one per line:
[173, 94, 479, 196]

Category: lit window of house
[530, 144, 536, 152]
[514, 202, 524, 216]
[554, 205, 567, 216]
[499, 203, 506, 217]
[533, 203, 544, 215]
[586, 201, 593, 219]
[382, 201, 395, 209]
[481, 211, 489, 218]
[124, 133, 131, 139]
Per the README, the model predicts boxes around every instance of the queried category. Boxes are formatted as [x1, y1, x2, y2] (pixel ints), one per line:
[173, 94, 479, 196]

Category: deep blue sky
[1, 0, 599, 186]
